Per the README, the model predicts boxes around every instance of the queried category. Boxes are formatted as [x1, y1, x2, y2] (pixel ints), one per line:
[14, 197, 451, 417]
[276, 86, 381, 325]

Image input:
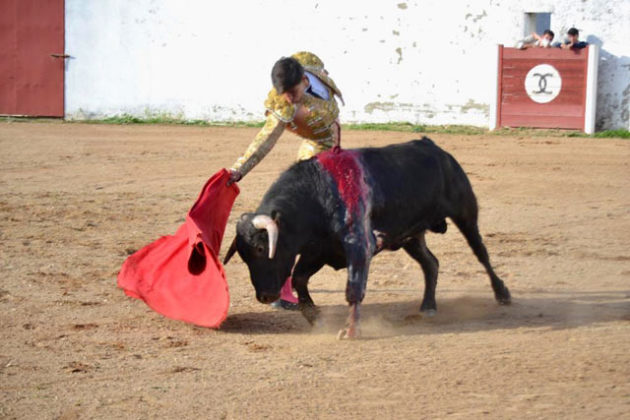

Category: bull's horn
[252, 214, 278, 259]
[223, 237, 237, 265]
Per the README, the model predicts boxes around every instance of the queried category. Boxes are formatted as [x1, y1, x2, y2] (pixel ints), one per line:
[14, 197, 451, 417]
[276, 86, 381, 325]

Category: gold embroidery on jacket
[230, 52, 341, 177]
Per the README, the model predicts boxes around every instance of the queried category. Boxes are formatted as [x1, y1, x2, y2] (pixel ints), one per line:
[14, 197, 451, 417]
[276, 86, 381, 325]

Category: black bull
[225, 138, 511, 338]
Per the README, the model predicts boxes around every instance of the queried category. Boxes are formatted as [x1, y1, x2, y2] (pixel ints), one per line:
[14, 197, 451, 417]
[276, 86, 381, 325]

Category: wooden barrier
[0, 0, 65, 117]
[491, 45, 598, 133]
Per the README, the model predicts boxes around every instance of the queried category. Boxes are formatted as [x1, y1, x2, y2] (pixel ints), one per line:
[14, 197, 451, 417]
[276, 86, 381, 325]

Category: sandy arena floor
[1, 122, 629, 419]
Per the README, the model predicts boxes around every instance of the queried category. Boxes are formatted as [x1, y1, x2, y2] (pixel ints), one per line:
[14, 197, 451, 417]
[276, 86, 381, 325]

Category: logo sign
[524, 64, 562, 103]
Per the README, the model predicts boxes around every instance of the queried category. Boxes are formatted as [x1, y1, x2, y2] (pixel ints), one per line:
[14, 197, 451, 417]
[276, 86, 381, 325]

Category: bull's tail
[442, 151, 479, 224]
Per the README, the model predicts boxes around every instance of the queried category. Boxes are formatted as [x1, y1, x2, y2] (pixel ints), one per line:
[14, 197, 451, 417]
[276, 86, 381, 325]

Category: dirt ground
[1, 122, 629, 419]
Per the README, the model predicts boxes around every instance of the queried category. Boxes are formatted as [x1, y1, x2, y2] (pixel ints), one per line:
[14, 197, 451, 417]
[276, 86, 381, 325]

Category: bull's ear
[271, 209, 282, 223]
[236, 212, 252, 232]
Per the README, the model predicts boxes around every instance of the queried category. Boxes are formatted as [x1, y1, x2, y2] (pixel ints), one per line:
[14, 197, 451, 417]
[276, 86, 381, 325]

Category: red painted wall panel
[0, 0, 64, 117]
[501, 115, 583, 130]
[502, 47, 586, 61]
[497, 46, 589, 130]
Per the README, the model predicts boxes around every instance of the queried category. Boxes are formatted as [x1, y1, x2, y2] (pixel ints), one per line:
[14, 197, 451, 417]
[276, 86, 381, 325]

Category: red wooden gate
[0, 0, 65, 117]
[493, 45, 598, 133]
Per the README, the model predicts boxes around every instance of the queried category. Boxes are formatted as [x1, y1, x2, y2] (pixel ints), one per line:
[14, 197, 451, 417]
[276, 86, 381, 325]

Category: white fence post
[584, 44, 599, 134]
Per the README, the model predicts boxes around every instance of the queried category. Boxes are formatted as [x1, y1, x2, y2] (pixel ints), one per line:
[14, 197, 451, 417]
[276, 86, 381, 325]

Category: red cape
[117, 169, 239, 327]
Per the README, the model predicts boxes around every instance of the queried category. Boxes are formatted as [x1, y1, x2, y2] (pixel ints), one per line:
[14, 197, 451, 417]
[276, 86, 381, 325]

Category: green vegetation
[1, 115, 628, 138]
[342, 122, 487, 135]
[565, 129, 630, 139]
[344, 123, 630, 139]
[592, 129, 630, 139]
[79, 113, 265, 128]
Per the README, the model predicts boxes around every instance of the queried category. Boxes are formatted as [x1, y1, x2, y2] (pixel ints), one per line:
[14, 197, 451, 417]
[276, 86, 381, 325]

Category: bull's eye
[256, 245, 265, 255]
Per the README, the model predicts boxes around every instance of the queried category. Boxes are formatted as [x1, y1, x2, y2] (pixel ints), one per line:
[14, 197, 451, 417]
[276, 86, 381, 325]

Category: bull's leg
[453, 218, 511, 305]
[292, 256, 325, 325]
[338, 242, 372, 340]
[337, 303, 361, 340]
[403, 233, 439, 315]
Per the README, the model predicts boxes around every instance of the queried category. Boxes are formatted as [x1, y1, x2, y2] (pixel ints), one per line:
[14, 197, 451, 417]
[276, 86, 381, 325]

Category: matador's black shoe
[270, 299, 300, 311]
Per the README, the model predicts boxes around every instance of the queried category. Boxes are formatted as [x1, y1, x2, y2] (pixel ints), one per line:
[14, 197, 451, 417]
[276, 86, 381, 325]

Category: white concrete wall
[65, 0, 630, 130]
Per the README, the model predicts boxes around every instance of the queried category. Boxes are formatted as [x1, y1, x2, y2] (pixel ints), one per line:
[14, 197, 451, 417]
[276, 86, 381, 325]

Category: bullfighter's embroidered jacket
[230, 51, 344, 177]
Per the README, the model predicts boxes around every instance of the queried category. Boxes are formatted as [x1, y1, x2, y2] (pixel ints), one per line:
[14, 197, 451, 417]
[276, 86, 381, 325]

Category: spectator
[561, 27, 588, 49]
[533, 29, 555, 48]
[516, 29, 555, 49]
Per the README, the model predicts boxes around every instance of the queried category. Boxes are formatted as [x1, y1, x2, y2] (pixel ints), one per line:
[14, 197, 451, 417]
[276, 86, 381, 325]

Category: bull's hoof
[422, 309, 437, 317]
[497, 296, 511, 305]
[300, 304, 320, 325]
[496, 287, 512, 305]
[336, 326, 361, 340]
[420, 300, 437, 314]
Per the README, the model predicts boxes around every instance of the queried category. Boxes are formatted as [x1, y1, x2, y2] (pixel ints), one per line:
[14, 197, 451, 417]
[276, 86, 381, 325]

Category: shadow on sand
[219, 289, 630, 338]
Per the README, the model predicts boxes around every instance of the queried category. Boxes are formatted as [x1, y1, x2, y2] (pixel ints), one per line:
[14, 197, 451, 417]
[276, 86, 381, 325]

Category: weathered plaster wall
[65, 0, 629, 129]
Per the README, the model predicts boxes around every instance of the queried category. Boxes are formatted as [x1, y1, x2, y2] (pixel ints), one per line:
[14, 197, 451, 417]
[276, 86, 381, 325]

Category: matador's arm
[230, 113, 286, 178]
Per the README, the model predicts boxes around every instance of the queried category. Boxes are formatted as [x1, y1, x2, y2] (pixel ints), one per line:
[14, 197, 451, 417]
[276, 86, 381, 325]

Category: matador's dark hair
[271, 57, 304, 94]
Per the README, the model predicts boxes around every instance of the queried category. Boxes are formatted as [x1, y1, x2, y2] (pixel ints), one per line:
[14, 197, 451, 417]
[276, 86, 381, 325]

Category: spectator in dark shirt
[561, 27, 588, 49]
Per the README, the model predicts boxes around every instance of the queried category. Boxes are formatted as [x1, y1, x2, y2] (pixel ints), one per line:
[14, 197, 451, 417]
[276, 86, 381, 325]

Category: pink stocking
[279, 277, 298, 303]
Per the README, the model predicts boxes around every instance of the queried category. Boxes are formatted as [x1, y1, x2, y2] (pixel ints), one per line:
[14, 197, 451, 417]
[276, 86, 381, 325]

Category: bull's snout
[256, 292, 280, 304]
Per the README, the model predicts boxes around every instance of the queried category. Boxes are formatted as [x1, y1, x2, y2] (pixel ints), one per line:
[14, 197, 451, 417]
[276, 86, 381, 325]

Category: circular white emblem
[524, 64, 562, 103]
